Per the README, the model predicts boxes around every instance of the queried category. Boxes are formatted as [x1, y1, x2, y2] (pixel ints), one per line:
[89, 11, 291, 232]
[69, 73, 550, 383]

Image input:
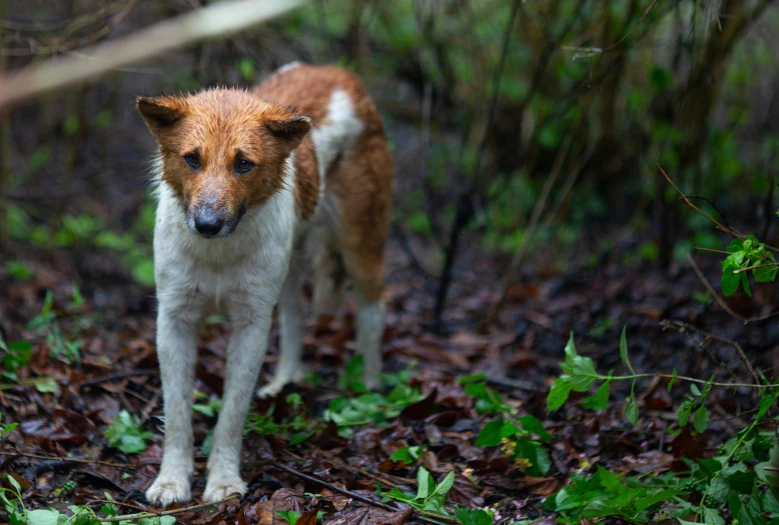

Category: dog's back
[254, 63, 394, 313]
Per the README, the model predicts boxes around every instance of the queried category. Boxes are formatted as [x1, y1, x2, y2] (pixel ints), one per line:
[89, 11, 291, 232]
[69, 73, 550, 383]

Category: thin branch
[733, 262, 779, 274]
[432, 0, 521, 325]
[603, 0, 659, 52]
[687, 253, 779, 324]
[98, 494, 239, 523]
[693, 246, 732, 255]
[659, 164, 779, 253]
[0, 0, 306, 108]
[272, 464, 455, 525]
[658, 164, 744, 241]
[0, 451, 147, 469]
[660, 319, 760, 385]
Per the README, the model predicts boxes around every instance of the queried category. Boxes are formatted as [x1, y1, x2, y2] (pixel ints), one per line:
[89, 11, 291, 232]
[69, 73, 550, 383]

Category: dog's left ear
[265, 115, 312, 152]
[136, 96, 187, 135]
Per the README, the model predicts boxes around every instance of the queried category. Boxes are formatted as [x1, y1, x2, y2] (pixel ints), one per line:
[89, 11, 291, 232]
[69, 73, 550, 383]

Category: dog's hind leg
[256, 259, 305, 398]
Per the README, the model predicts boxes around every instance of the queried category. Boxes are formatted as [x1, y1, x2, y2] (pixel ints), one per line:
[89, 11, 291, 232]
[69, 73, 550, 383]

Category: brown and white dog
[136, 63, 393, 506]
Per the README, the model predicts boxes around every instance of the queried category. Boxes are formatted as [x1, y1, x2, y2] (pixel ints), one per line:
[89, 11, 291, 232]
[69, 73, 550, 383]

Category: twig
[272, 464, 456, 525]
[0, 0, 306, 108]
[660, 164, 779, 253]
[87, 499, 151, 514]
[603, 0, 659, 52]
[733, 262, 779, 274]
[693, 246, 732, 255]
[0, 452, 139, 469]
[492, 117, 581, 318]
[98, 494, 239, 523]
[659, 319, 760, 385]
[658, 164, 744, 241]
[79, 369, 158, 388]
[432, 0, 522, 326]
[687, 253, 779, 324]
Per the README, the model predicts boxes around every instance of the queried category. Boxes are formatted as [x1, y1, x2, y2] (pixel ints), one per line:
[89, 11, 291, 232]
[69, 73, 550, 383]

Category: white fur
[356, 294, 385, 389]
[146, 87, 384, 506]
[276, 61, 301, 74]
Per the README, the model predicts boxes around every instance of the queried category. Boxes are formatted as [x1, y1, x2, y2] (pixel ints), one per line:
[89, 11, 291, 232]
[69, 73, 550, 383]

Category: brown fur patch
[253, 64, 394, 300]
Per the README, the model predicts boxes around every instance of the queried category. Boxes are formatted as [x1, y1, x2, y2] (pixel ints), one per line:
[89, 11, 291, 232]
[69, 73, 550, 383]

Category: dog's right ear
[136, 96, 187, 135]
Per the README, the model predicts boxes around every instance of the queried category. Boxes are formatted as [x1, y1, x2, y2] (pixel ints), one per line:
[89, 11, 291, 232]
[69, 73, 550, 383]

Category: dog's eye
[183, 153, 200, 169]
[235, 159, 255, 174]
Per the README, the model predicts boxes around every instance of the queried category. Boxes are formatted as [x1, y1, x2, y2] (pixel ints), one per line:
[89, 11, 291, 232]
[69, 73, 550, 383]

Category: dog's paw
[203, 475, 247, 503]
[256, 380, 286, 399]
[146, 474, 191, 507]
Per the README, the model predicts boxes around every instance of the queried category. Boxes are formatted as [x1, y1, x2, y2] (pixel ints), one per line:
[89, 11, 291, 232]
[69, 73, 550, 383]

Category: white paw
[363, 373, 379, 391]
[256, 381, 286, 399]
[203, 475, 247, 503]
[146, 474, 191, 507]
[256, 370, 303, 399]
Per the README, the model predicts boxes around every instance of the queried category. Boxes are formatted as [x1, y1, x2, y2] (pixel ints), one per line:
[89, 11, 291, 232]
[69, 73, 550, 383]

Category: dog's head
[137, 89, 310, 238]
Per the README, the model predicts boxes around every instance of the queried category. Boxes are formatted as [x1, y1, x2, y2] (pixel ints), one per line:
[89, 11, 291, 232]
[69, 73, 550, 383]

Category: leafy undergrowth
[1, 241, 778, 524]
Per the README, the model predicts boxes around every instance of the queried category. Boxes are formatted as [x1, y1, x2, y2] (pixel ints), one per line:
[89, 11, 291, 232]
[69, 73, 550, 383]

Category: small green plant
[0, 412, 18, 440]
[476, 414, 552, 476]
[192, 391, 221, 417]
[545, 329, 779, 524]
[390, 445, 425, 463]
[104, 410, 153, 454]
[378, 467, 494, 525]
[275, 510, 302, 525]
[459, 374, 515, 415]
[6, 261, 32, 280]
[379, 467, 455, 515]
[324, 383, 424, 437]
[721, 236, 777, 296]
[245, 393, 316, 446]
[0, 336, 32, 382]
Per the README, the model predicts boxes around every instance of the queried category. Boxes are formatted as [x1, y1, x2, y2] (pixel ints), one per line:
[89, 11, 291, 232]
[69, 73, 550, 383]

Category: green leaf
[518, 414, 553, 441]
[476, 420, 505, 447]
[692, 406, 709, 433]
[276, 510, 301, 525]
[721, 264, 740, 296]
[583, 381, 610, 411]
[678, 401, 692, 427]
[625, 395, 638, 427]
[740, 272, 752, 297]
[754, 264, 778, 283]
[619, 327, 635, 374]
[703, 508, 726, 525]
[547, 376, 572, 412]
[35, 377, 58, 394]
[454, 508, 493, 525]
[25, 510, 61, 525]
[417, 467, 431, 500]
[433, 471, 455, 498]
[564, 332, 577, 361]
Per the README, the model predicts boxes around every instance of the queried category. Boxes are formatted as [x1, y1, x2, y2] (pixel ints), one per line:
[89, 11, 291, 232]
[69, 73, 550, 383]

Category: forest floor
[0, 233, 777, 524]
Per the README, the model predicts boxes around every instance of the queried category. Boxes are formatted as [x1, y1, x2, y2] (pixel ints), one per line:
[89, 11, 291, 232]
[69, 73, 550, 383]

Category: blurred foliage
[0, 0, 777, 282]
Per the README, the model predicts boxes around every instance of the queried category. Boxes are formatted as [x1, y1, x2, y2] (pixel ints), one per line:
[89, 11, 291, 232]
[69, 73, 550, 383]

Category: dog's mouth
[185, 205, 246, 239]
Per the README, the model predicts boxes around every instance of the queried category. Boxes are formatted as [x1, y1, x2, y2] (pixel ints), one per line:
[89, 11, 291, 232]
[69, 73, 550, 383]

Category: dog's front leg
[146, 298, 203, 506]
[203, 293, 277, 502]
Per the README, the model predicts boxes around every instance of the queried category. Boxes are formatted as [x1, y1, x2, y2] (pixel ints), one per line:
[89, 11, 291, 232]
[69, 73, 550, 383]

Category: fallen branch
[272, 463, 456, 525]
[0, 0, 306, 109]
[98, 494, 238, 523]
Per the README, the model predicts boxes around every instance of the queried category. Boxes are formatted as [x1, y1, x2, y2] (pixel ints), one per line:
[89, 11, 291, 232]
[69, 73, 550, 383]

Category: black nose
[194, 210, 224, 237]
